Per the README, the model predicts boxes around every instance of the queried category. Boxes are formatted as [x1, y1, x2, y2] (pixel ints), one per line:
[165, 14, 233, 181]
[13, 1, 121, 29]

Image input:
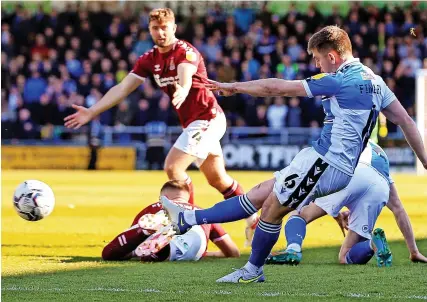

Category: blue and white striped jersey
[359, 140, 393, 185]
[301, 58, 396, 175]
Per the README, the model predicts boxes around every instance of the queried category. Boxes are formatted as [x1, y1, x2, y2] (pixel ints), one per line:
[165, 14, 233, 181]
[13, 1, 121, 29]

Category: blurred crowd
[1, 2, 427, 141]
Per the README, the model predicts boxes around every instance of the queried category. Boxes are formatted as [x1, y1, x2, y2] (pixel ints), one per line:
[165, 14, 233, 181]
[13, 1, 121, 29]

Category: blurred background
[1, 1, 426, 171]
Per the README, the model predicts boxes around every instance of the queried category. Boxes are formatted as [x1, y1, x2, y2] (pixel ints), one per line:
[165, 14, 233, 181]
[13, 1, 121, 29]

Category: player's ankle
[287, 243, 301, 252]
[244, 261, 262, 274]
[183, 210, 197, 225]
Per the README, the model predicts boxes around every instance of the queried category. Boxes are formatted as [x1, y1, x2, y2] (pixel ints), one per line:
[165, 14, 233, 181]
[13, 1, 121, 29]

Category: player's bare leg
[200, 154, 259, 246]
[339, 230, 365, 264]
[164, 147, 197, 204]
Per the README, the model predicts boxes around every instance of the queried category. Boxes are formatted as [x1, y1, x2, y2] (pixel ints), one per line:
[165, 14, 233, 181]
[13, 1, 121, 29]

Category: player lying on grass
[102, 180, 239, 262]
[266, 140, 427, 266]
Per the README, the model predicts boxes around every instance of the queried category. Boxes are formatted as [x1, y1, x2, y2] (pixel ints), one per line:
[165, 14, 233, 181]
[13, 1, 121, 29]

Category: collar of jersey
[336, 58, 360, 72]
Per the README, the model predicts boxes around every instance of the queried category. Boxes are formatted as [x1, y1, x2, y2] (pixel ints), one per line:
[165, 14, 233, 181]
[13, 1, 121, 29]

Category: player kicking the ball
[64, 8, 258, 244]
[102, 180, 239, 262]
[162, 26, 427, 283]
[266, 140, 427, 266]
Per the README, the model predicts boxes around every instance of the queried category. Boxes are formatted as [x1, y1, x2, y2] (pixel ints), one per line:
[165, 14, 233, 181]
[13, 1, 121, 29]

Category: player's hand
[334, 210, 349, 237]
[205, 79, 236, 97]
[64, 105, 94, 129]
[410, 251, 427, 263]
[172, 82, 189, 109]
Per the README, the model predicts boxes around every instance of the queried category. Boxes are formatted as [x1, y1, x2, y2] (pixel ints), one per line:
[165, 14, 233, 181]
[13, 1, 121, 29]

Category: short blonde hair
[160, 180, 189, 194]
[149, 8, 175, 23]
[307, 25, 352, 57]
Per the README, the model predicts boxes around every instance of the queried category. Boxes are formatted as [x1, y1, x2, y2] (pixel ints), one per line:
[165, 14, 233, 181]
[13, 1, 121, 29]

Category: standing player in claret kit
[64, 8, 258, 244]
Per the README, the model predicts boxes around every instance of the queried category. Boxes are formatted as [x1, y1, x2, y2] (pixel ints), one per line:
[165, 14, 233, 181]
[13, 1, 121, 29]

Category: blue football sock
[345, 239, 374, 264]
[284, 215, 307, 250]
[194, 195, 257, 225]
[249, 219, 282, 268]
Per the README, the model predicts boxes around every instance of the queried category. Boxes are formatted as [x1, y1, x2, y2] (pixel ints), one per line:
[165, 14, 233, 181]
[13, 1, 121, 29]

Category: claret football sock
[185, 177, 195, 205]
[191, 194, 257, 225]
[221, 180, 244, 199]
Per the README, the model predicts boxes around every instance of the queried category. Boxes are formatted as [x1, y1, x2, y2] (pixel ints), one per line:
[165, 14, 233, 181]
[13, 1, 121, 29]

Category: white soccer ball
[13, 180, 55, 221]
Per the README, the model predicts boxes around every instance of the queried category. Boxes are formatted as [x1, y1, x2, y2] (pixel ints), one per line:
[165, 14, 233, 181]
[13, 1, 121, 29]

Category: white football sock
[244, 261, 261, 274]
[287, 243, 302, 253]
[183, 210, 197, 225]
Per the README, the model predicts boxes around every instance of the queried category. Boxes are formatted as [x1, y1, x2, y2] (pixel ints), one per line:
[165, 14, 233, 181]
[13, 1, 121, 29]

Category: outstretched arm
[386, 183, 427, 263]
[206, 79, 308, 98]
[64, 74, 143, 129]
[172, 63, 197, 109]
[381, 100, 427, 170]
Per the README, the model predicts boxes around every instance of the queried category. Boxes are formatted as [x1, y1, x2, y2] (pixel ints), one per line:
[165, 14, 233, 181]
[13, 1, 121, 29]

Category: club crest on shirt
[170, 57, 175, 71]
[186, 51, 197, 62]
[311, 73, 327, 80]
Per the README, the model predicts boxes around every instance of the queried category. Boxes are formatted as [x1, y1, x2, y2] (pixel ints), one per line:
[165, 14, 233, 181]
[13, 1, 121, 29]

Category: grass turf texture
[2, 170, 427, 301]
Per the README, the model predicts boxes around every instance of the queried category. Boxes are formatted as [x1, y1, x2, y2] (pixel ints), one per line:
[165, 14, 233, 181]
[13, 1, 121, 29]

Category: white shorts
[173, 113, 226, 167]
[273, 147, 351, 210]
[315, 162, 390, 239]
[169, 226, 207, 261]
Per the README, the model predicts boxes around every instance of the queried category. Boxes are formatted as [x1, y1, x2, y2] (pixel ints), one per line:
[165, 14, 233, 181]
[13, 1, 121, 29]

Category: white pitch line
[2, 287, 427, 300]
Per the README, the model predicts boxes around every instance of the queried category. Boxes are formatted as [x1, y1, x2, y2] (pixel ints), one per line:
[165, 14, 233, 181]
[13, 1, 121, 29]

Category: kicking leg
[161, 178, 274, 234]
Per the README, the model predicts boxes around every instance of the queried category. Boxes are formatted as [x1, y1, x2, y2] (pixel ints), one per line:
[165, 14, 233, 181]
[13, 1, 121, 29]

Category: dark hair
[307, 25, 352, 57]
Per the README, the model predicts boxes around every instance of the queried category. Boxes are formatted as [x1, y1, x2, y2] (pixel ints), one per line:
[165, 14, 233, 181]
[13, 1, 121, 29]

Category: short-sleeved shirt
[130, 40, 223, 128]
[301, 58, 396, 175]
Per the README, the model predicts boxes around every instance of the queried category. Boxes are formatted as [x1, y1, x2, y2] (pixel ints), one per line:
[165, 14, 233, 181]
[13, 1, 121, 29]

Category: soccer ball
[13, 180, 55, 221]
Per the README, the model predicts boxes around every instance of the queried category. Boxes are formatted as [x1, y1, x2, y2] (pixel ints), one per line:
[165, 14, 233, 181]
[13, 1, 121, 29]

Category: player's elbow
[393, 111, 414, 127]
[102, 246, 121, 261]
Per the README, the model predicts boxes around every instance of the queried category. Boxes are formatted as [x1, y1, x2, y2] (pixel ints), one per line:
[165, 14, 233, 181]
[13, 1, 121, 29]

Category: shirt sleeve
[175, 42, 200, 68]
[130, 53, 151, 80]
[301, 73, 342, 98]
[209, 223, 227, 242]
[380, 80, 396, 110]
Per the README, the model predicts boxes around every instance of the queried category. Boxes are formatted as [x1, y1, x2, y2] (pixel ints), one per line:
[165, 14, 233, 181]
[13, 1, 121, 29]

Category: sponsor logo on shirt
[154, 64, 161, 72]
[153, 74, 179, 87]
[186, 51, 197, 62]
[311, 73, 327, 80]
[360, 71, 374, 80]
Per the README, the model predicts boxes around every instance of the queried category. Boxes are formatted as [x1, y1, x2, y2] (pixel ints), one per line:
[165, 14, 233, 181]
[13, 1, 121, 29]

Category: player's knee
[338, 251, 348, 264]
[259, 195, 287, 224]
[163, 162, 182, 179]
